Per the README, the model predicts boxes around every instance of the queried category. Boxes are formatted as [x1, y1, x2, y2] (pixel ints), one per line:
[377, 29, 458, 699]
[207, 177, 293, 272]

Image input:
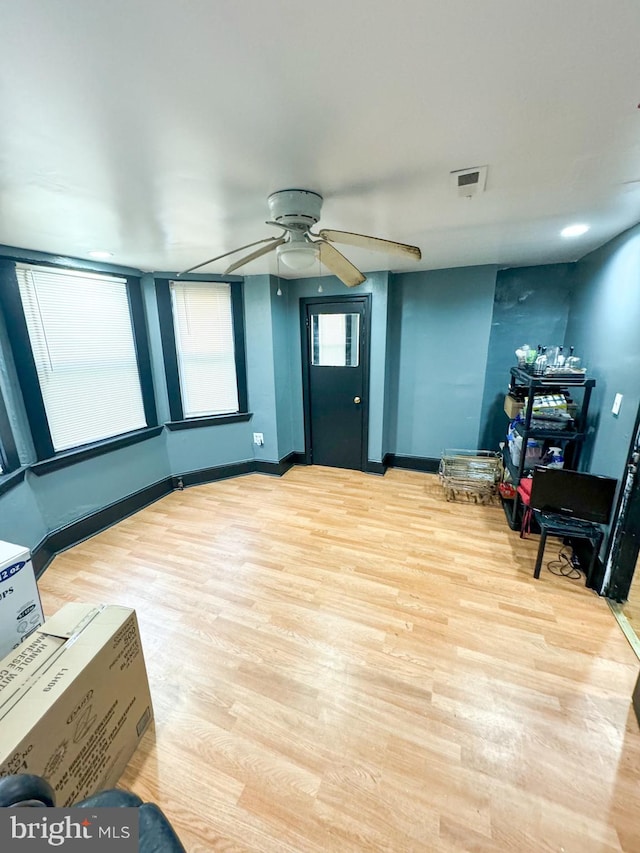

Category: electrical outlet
[253, 432, 264, 446]
[612, 393, 623, 416]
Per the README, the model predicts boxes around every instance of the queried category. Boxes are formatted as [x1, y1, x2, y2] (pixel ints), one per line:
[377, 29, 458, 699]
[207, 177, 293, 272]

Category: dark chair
[0, 774, 186, 853]
[518, 469, 603, 584]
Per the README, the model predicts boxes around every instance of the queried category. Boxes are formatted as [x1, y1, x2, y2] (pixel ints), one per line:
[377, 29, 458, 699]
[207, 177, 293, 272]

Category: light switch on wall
[612, 393, 623, 416]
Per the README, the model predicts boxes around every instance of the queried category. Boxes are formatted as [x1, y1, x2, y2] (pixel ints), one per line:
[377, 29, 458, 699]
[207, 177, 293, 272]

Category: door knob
[353, 396, 361, 404]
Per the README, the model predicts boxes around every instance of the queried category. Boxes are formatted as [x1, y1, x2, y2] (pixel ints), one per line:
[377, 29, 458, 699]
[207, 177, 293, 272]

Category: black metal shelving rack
[502, 366, 596, 530]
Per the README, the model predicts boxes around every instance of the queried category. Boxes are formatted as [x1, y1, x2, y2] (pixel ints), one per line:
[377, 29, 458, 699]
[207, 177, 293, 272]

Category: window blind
[16, 265, 146, 452]
[169, 281, 239, 417]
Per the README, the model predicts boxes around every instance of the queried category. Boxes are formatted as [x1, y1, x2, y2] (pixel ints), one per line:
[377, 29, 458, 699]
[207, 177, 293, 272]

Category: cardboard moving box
[0, 539, 45, 659]
[503, 394, 524, 420]
[0, 603, 153, 806]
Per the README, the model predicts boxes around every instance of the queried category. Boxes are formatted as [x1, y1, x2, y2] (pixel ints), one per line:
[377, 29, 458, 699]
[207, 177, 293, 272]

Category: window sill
[31, 426, 164, 476]
[165, 413, 252, 431]
[0, 466, 27, 498]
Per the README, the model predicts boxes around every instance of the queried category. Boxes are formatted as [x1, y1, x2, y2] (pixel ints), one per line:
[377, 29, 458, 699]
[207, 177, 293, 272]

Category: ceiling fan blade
[318, 229, 421, 261]
[224, 236, 287, 274]
[177, 236, 283, 276]
[316, 241, 366, 287]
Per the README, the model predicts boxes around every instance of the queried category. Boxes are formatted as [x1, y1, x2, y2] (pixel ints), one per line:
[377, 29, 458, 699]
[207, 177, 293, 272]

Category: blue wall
[141, 274, 171, 424]
[386, 266, 497, 459]
[479, 263, 575, 452]
[243, 274, 279, 463]
[31, 437, 170, 531]
[565, 223, 640, 480]
[269, 276, 296, 459]
[0, 478, 47, 550]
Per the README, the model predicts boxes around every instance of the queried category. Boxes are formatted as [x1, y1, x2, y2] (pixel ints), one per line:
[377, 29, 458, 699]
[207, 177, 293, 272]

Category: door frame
[299, 294, 372, 471]
[603, 402, 640, 600]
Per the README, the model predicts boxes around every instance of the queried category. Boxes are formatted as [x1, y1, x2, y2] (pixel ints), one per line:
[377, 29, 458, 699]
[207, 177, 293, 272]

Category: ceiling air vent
[450, 165, 488, 198]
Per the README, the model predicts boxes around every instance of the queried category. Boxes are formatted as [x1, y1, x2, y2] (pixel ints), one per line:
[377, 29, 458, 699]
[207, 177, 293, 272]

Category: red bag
[498, 482, 517, 499]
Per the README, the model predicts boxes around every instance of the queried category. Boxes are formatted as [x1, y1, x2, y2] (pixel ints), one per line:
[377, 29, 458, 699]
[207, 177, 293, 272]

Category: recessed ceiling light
[561, 224, 590, 238]
[88, 250, 113, 260]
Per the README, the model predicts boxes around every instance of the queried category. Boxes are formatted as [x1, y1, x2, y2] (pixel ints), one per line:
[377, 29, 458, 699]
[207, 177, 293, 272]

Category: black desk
[532, 510, 604, 585]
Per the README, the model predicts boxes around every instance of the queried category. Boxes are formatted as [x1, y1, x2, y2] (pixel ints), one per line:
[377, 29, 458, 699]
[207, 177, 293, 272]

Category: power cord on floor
[547, 544, 582, 580]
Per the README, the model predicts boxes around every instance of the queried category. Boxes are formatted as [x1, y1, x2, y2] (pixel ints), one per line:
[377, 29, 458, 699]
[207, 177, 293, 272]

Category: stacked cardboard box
[0, 540, 45, 659]
[0, 603, 153, 806]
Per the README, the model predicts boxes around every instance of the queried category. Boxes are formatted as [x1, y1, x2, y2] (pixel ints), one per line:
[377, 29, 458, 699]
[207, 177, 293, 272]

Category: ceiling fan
[178, 189, 422, 287]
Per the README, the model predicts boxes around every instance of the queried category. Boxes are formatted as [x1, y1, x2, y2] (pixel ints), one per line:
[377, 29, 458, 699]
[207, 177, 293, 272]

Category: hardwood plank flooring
[37, 467, 640, 852]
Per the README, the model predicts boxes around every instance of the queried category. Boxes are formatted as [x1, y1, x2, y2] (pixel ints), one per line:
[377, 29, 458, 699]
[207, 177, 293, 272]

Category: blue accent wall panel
[0, 478, 47, 551]
[141, 273, 170, 424]
[244, 275, 279, 462]
[479, 263, 574, 452]
[383, 277, 403, 457]
[32, 434, 170, 530]
[166, 422, 251, 474]
[565, 223, 640, 479]
[270, 276, 295, 458]
[388, 266, 497, 458]
[366, 272, 390, 462]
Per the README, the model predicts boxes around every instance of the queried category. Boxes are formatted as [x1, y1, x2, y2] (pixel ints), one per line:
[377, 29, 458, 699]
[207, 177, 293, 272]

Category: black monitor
[529, 467, 618, 525]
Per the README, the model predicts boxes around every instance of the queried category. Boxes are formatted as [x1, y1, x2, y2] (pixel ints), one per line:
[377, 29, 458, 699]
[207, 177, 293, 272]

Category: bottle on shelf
[534, 346, 548, 376]
[546, 345, 559, 368]
[566, 345, 582, 371]
[542, 446, 564, 468]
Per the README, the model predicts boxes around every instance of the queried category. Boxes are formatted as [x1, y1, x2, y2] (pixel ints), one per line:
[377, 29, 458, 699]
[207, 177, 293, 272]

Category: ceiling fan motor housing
[267, 189, 323, 229]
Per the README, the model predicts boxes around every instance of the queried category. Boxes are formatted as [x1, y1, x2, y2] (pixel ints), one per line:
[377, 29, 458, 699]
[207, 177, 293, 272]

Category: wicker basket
[438, 449, 503, 503]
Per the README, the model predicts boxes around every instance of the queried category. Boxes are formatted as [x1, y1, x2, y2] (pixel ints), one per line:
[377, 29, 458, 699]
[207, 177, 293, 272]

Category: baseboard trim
[365, 460, 387, 475]
[31, 538, 56, 579]
[173, 461, 255, 489]
[384, 454, 440, 474]
[255, 451, 303, 476]
[31, 454, 303, 577]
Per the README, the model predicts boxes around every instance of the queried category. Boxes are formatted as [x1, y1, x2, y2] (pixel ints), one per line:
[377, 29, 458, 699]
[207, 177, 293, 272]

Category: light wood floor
[38, 467, 640, 852]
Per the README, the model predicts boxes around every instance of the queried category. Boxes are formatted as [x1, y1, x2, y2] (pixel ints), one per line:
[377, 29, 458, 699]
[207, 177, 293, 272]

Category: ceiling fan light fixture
[277, 243, 319, 271]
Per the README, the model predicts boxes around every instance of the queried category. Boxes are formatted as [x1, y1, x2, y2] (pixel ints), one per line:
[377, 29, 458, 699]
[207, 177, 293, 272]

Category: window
[14, 265, 150, 454]
[171, 281, 239, 416]
[310, 313, 360, 367]
[156, 279, 248, 425]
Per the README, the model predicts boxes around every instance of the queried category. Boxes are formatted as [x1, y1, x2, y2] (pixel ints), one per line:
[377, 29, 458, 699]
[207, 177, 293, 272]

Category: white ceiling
[2, 0, 640, 278]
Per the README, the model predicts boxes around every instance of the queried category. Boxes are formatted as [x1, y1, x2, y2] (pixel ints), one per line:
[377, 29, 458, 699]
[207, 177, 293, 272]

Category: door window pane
[311, 313, 359, 367]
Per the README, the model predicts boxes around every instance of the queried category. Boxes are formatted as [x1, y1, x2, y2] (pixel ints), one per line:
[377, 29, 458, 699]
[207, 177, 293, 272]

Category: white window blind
[16, 265, 146, 452]
[169, 281, 239, 417]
